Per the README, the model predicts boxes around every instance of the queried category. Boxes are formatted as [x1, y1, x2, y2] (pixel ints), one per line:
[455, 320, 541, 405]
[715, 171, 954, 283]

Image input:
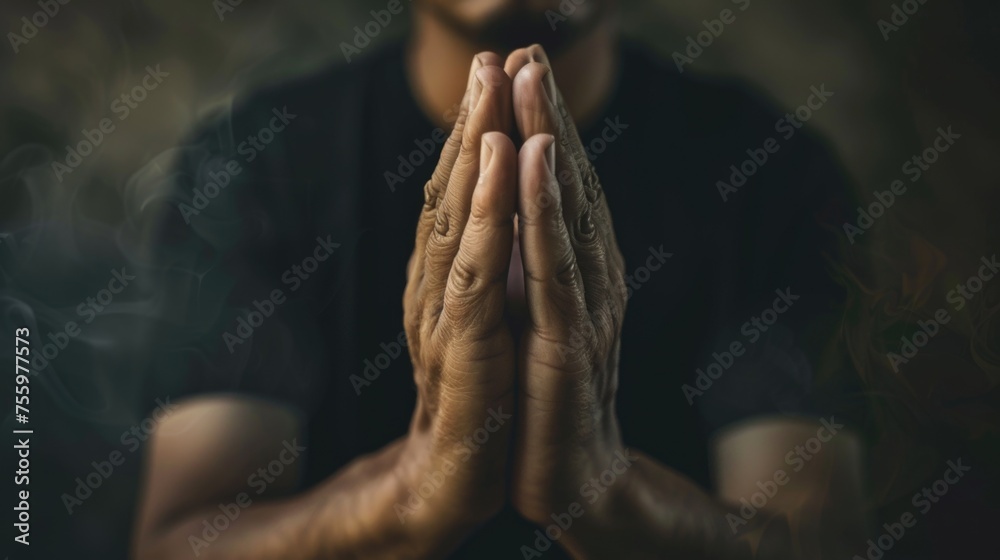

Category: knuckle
[448, 254, 486, 296]
[558, 126, 575, 151]
[581, 162, 602, 204]
[555, 166, 576, 188]
[571, 208, 600, 247]
[453, 98, 470, 129]
[427, 213, 457, 252]
[423, 179, 442, 211]
[525, 43, 548, 63]
[459, 134, 479, 166]
[589, 305, 614, 341]
[421, 298, 445, 332]
[553, 254, 580, 289]
[434, 209, 451, 237]
[468, 197, 492, 225]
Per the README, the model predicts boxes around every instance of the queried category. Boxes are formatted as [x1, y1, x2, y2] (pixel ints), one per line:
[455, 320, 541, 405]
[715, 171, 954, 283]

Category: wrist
[514, 424, 631, 527]
[517, 447, 644, 560]
[391, 427, 503, 548]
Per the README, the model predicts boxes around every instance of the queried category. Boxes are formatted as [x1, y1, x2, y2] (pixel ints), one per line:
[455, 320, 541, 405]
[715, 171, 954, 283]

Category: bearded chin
[424, 3, 605, 56]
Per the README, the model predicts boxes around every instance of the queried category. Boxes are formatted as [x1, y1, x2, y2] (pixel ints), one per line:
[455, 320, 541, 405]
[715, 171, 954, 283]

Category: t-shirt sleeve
[696, 127, 865, 435]
[138, 101, 330, 415]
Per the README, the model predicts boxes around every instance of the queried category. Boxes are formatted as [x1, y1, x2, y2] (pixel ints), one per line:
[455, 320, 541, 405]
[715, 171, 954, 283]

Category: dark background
[1, 1, 998, 558]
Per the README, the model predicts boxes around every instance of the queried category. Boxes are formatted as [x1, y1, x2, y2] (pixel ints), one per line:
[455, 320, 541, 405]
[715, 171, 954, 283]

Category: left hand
[503, 45, 631, 524]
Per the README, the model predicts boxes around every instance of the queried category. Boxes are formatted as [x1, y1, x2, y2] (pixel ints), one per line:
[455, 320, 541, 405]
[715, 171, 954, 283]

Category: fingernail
[544, 135, 556, 175]
[468, 54, 484, 85]
[480, 136, 495, 181]
[471, 72, 484, 113]
[541, 67, 557, 107]
[528, 44, 547, 64]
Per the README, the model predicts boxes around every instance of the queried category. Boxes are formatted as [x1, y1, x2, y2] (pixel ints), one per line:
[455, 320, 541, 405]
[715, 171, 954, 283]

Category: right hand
[396, 52, 518, 537]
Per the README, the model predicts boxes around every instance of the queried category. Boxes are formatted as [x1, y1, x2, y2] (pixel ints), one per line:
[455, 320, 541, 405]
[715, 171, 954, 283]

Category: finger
[504, 43, 551, 82]
[423, 65, 513, 323]
[517, 133, 587, 337]
[440, 132, 518, 347]
[508, 45, 616, 247]
[508, 45, 590, 175]
[512, 61, 612, 311]
[410, 52, 504, 283]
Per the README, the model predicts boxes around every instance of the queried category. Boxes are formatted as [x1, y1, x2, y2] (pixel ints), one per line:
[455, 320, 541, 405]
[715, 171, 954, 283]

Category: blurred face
[416, 0, 611, 54]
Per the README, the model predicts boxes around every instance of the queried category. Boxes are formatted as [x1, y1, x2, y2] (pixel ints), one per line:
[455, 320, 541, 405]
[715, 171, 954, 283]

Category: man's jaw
[419, 2, 606, 57]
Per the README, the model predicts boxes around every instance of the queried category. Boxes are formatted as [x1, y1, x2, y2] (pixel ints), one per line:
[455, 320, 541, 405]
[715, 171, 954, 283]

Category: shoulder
[161, 44, 404, 238]
[619, 40, 783, 136]
[621, 40, 850, 208]
[207, 42, 404, 151]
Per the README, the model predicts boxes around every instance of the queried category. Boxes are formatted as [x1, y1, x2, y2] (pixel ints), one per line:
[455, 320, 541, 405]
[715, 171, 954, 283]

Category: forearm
[136, 438, 473, 560]
[555, 450, 859, 560]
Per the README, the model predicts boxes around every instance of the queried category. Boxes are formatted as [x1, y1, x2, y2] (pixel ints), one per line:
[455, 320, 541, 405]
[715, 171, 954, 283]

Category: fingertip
[475, 65, 510, 89]
[477, 132, 517, 209]
[518, 134, 559, 220]
[475, 51, 504, 69]
[504, 44, 552, 78]
[471, 65, 512, 118]
[513, 62, 554, 103]
[513, 63, 557, 138]
[467, 52, 503, 92]
[481, 131, 516, 161]
[525, 44, 551, 64]
[541, 134, 556, 176]
[481, 133, 515, 182]
[518, 134, 556, 175]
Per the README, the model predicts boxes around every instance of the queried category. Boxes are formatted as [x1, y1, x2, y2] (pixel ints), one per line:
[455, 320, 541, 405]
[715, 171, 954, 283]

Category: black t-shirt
[143, 39, 861, 558]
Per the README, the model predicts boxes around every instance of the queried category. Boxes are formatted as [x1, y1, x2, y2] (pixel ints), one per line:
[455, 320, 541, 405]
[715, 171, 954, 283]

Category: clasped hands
[396, 44, 632, 551]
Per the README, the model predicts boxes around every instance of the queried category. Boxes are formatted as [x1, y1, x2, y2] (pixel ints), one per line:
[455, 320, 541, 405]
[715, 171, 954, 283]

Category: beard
[422, 2, 608, 56]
